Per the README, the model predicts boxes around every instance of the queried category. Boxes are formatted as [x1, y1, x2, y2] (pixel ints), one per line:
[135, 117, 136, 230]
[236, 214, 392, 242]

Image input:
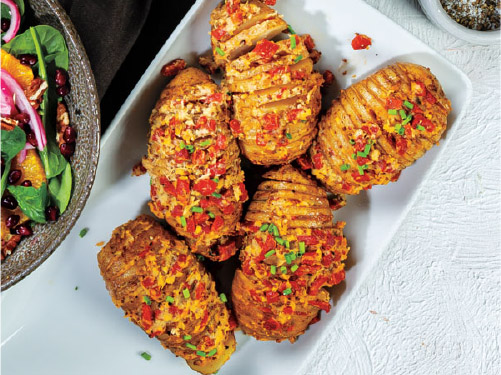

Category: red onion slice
[1, 0, 20, 43]
[0, 82, 16, 116]
[1, 69, 47, 150]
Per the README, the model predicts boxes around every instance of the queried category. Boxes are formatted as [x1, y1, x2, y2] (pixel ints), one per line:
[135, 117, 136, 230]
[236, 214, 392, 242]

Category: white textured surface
[299, 1, 501, 374]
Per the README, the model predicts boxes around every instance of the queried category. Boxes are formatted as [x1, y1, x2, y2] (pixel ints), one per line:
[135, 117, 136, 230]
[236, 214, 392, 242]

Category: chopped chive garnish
[362, 164, 369, 170]
[417, 124, 425, 131]
[196, 254, 206, 261]
[179, 141, 186, 149]
[363, 144, 371, 155]
[275, 237, 284, 246]
[357, 165, 364, 175]
[197, 350, 206, 357]
[280, 266, 287, 274]
[186, 343, 197, 350]
[293, 55, 303, 63]
[208, 212, 215, 219]
[191, 206, 203, 213]
[270, 265, 277, 275]
[402, 115, 413, 125]
[183, 288, 190, 299]
[399, 109, 407, 119]
[287, 24, 296, 34]
[285, 240, 290, 249]
[143, 296, 151, 305]
[184, 335, 192, 341]
[79, 228, 88, 238]
[212, 178, 220, 183]
[199, 140, 211, 147]
[286, 132, 292, 139]
[212, 192, 222, 198]
[289, 252, 296, 261]
[267, 223, 275, 234]
[220, 293, 228, 303]
[180, 216, 187, 227]
[291, 264, 299, 273]
[351, 153, 357, 160]
[260, 223, 269, 232]
[398, 127, 405, 135]
[272, 226, 279, 237]
[357, 151, 366, 158]
[404, 100, 414, 109]
[265, 250, 276, 258]
[215, 47, 225, 56]
[207, 348, 217, 357]
[140, 352, 151, 361]
[185, 145, 195, 153]
[166, 296, 175, 303]
[349, 139, 355, 144]
[285, 254, 292, 264]
[394, 123, 402, 132]
[290, 35, 297, 49]
[388, 109, 398, 115]
[299, 241, 306, 254]
[340, 163, 350, 171]
[283, 288, 292, 296]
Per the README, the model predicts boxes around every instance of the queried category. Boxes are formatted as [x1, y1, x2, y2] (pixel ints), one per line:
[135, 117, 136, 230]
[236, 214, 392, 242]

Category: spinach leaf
[3, 25, 68, 71]
[1, 0, 25, 22]
[8, 182, 48, 223]
[1, 126, 26, 162]
[48, 162, 72, 213]
[43, 141, 67, 179]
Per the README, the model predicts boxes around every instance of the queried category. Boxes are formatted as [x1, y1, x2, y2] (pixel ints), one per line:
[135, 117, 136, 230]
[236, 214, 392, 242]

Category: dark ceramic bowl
[1, 0, 100, 290]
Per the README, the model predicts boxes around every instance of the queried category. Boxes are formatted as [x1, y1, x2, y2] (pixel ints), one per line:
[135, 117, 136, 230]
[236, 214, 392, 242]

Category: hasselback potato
[211, 0, 324, 165]
[231, 165, 349, 342]
[310, 62, 452, 194]
[97, 215, 236, 375]
[143, 67, 248, 261]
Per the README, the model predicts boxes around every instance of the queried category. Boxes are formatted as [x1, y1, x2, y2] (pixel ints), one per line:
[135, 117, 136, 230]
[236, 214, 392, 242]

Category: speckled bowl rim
[1, 0, 100, 291]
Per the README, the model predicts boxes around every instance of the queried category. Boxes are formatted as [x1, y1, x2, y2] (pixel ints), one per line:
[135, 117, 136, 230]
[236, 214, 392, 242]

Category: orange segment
[10, 149, 47, 188]
[1, 49, 34, 90]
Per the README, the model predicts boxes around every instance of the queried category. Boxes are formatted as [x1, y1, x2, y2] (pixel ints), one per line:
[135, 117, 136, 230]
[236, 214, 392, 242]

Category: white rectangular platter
[1, 0, 471, 374]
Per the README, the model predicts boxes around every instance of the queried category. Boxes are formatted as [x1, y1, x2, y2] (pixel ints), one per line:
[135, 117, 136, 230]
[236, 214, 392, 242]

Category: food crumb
[132, 160, 147, 176]
[342, 70, 347, 76]
[75, 286, 78, 291]
[369, 310, 377, 314]
[351, 33, 372, 50]
[79, 228, 89, 238]
[96, 241, 105, 247]
[140, 352, 152, 361]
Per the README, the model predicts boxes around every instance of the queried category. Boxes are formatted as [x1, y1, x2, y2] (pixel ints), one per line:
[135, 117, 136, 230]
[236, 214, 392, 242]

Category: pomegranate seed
[21, 180, 32, 187]
[14, 112, 30, 124]
[14, 224, 33, 236]
[56, 85, 70, 97]
[60, 142, 75, 158]
[45, 206, 59, 221]
[8, 170, 22, 185]
[1, 195, 18, 210]
[27, 133, 38, 147]
[5, 215, 20, 229]
[1, 18, 10, 33]
[55, 69, 67, 87]
[63, 126, 77, 143]
[19, 54, 38, 66]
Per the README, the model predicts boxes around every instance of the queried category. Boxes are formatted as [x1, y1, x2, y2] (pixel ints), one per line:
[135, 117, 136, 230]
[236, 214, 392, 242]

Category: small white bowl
[418, 0, 500, 45]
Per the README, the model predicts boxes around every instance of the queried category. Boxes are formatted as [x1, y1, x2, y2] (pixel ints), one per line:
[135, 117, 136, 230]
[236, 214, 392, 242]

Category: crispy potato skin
[310, 62, 452, 194]
[143, 67, 248, 261]
[97, 215, 236, 375]
[231, 166, 349, 342]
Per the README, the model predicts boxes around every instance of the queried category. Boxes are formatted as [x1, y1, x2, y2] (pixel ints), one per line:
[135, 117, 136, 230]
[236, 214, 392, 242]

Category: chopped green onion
[183, 288, 190, 299]
[265, 250, 276, 258]
[79, 228, 88, 238]
[417, 124, 425, 131]
[215, 47, 225, 56]
[398, 127, 405, 136]
[362, 164, 369, 170]
[363, 143, 371, 155]
[399, 109, 407, 120]
[191, 206, 203, 213]
[340, 163, 350, 171]
[286, 132, 292, 139]
[289, 252, 296, 261]
[285, 240, 290, 249]
[208, 212, 215, 219]
[179, 141, 186, 149]
[272, 226, 280, 237]
[226, 91, 232, 96]
[207, 348, 217, 357]
[212, 178, 219, 183]
[260, 223, 269, 232]
[186, 343, 197, 350]
[140, 352, 151, 361]
[199, 140, 211, 147]
[285, 254, 292, 264]
[394, 123, 402, 132]
[287, 24, 296, 34]
[349, 139, 355, 145]
[197, 350, 206, 357]
[283, 288, 292, 296]
[404, 100, 414, 109]
[220, 293, 228, 303]
[357, 151, 366, 158]
[143, 296, 151, 305]
[293, 55, 303, 63]
[290, 35, 297, 49]
[280, 266, 287, 274]
[291, 264, 299, 273]
[196, 254, 206, 261]
[388, 109, 398, 115]
[166, 296, 175, 303]
[212, 192, 222, 198]
[185, 145, 194, 153]
[180, 216, 187, 227]
[351, 153, 357, 160]
[275, 237, 285, 246]
[357, 165, 364, 175]
[402, 115, 413, 125]
[270, 265, 277, 275]
[184, 335, 192, 341]
[299, 241, 306, 254]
